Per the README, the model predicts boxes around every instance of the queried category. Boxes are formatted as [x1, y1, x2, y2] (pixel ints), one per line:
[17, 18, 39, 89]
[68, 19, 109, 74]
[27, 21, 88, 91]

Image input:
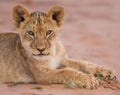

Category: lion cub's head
[13, 5, 64, 57]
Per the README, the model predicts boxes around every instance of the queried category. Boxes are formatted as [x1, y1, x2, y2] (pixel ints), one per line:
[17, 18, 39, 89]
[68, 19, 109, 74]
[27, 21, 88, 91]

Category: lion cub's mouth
[32, 53, 50, 56]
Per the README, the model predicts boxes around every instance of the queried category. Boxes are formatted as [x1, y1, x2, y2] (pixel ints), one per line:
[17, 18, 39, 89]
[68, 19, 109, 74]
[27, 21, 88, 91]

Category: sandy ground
[0, 0, 120, 95]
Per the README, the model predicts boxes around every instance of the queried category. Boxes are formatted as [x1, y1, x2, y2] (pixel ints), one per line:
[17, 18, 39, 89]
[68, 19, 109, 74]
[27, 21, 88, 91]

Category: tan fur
[0, 5, 116, 89]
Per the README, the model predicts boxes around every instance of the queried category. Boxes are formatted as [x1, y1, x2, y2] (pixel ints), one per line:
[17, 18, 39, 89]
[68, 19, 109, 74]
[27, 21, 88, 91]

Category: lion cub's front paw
[95, 67, 116, 80]
[81, 74, 99, 89]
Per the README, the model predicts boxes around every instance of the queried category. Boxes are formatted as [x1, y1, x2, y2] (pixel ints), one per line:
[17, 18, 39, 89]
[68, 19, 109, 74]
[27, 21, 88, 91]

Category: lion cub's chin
[32, 54, 50, 61]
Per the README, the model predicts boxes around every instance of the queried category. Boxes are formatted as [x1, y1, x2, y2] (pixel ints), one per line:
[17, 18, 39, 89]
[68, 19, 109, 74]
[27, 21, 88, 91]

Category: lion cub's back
[0, 33, 19, 48]
[0, 33, 19, 82]
[0, 33, 19, 61]
[0, 33, 34, 83]
[0, 33, 19, 62]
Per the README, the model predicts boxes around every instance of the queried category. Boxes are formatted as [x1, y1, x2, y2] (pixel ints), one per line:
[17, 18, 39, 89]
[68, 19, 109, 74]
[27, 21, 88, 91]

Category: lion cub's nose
[37, 48, 45, 53]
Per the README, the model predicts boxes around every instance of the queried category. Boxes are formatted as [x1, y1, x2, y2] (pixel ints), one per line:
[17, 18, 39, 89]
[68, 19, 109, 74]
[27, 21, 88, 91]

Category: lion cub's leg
[61, 58, 116, 80]
[36, 68, 99, 89]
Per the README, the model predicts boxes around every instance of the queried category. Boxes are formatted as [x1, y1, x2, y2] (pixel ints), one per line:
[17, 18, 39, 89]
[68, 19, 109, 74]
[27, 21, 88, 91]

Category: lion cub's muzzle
[31, 40, 51, 56]
[37, 48, 49, 56]
[33, 47, 50, 56]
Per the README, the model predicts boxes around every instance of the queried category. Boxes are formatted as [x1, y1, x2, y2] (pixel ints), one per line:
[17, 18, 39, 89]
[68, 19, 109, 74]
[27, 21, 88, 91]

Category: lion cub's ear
[47, 6, 64, 27]
[13, 5, 30, 28]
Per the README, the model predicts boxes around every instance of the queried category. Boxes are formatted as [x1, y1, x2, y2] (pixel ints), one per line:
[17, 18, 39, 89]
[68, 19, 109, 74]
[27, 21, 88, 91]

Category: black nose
[37, 48, 45, 53]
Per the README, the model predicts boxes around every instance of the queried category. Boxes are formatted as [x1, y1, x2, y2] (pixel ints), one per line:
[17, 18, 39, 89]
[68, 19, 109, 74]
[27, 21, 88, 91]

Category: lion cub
[0, 5, 116, 89]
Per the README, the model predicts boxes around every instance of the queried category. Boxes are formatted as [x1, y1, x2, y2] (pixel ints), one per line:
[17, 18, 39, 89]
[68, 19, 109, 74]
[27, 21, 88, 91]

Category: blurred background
[0, 0, 120, 80]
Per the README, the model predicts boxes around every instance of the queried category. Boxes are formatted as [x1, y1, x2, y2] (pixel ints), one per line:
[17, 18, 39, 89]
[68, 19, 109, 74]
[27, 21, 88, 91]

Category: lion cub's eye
[27, 31, 34, 36]
[46, 30, 52, 36]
